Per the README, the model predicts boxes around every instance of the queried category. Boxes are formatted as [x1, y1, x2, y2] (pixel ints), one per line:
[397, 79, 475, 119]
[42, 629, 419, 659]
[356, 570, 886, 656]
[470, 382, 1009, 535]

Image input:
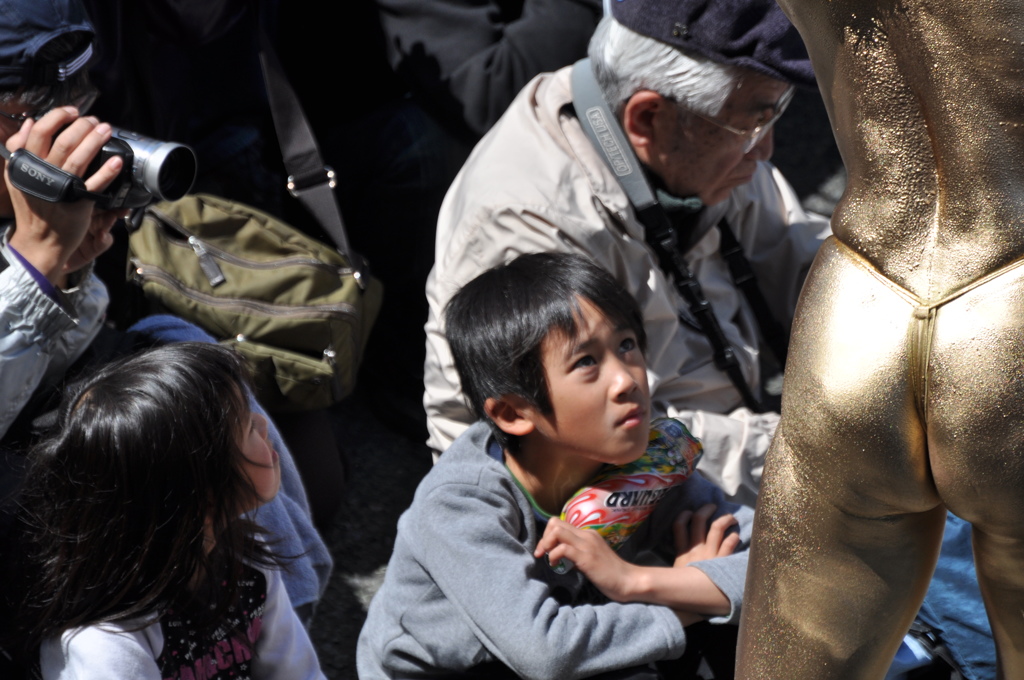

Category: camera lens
[154, 145, 198, 201]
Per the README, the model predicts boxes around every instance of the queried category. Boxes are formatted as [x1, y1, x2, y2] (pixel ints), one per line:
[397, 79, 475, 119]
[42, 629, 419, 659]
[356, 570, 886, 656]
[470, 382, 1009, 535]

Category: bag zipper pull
[323, 349, 343, 401]
[189, 236, 226, 287]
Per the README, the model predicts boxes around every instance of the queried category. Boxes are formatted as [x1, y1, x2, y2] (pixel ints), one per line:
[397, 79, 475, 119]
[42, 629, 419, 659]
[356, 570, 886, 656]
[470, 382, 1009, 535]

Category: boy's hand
[672, 503, 740, 568]
[534, 518, 639, 602]
[536, 507, 737, 617]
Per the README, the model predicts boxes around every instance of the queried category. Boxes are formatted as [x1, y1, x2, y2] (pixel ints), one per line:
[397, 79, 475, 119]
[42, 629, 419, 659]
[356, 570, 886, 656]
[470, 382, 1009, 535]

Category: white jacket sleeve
[41, 624, 163, 680]
[40, 569, 326, 680]
[252, 568, 327, 680]
[0, 242, 107, 439]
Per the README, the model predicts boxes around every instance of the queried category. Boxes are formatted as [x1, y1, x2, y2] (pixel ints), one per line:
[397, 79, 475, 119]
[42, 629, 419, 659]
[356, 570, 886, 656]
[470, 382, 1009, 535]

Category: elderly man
[423, 0, 829, 506]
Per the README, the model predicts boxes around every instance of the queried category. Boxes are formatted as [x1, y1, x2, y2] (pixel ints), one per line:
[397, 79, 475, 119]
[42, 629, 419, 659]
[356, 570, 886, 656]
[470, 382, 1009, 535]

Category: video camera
[3, 127, 196, 209]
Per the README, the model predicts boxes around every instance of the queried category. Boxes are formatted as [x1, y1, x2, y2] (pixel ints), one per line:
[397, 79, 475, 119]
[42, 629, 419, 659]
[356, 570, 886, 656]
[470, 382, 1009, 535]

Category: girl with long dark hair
[12, 342, 325, 679]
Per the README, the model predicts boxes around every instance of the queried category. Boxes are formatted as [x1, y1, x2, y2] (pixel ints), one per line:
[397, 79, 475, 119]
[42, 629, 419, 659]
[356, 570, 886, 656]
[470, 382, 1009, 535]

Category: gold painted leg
[737, 241, 947, 679]
[925, 266, 1024, 679]
[972, 528, 1024, 679]
[736, 428, 946, 679]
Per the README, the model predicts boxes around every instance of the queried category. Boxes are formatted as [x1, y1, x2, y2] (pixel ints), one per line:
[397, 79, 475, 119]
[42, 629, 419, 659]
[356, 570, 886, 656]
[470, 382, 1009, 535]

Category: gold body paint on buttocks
[737, 1, 1024, 678]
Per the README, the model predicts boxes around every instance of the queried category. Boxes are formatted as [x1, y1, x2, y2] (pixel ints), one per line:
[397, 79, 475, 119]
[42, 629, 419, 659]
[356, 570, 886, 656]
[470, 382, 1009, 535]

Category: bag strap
[256, 27, 368, 288]
[570, 58, 765, 412]
[715, 219, 789, 369]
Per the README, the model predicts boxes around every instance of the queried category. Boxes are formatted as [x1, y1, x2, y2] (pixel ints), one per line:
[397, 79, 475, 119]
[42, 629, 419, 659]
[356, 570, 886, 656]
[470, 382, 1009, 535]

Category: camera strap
[0, 145, 103, 204]
[256, 24, 368, 290]
[714, 219, 789, 370]
[570, 58, 772, 412]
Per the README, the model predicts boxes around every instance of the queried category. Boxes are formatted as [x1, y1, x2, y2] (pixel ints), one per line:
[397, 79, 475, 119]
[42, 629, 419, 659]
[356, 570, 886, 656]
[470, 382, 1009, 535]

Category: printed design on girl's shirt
[157, 566, 267, 680]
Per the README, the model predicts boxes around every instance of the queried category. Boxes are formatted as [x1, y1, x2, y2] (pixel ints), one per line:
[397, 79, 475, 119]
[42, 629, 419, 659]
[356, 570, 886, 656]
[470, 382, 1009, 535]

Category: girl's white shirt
[39, 567, 325, 680]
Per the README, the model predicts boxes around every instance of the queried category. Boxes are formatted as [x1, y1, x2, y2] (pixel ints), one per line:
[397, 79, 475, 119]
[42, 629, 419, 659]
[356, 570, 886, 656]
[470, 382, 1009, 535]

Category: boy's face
[527, 297, 651, 467]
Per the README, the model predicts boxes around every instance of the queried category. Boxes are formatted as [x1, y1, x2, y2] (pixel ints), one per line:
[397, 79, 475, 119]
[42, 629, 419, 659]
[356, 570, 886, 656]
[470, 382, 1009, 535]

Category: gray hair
[588, 16, 741, 118]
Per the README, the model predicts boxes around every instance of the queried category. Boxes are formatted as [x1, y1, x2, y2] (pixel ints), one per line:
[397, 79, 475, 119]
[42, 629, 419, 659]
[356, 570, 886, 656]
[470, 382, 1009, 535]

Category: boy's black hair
[445, 252, 647, 451]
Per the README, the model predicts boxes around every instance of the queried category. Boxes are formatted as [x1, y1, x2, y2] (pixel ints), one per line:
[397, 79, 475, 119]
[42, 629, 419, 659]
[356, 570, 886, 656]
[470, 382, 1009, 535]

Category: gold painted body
[737, 2, 1024, 677]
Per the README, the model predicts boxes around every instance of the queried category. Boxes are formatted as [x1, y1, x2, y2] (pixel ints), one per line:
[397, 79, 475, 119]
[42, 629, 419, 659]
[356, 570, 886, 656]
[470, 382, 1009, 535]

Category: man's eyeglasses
[0, 88, 99, 129]
[686, 86, 795, 153]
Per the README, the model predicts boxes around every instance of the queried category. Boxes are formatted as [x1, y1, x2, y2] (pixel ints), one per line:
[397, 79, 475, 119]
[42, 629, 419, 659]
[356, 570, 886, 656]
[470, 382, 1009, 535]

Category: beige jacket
[424, 66, 830, 507]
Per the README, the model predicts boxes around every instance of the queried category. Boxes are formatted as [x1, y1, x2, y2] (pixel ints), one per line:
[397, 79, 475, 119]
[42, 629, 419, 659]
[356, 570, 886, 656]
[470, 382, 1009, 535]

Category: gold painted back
[778, 0, 1024, 302]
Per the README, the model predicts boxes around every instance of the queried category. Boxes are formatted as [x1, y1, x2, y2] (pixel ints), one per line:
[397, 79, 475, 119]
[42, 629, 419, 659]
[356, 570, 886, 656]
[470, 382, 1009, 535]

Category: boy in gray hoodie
[358, 253, 751, 680]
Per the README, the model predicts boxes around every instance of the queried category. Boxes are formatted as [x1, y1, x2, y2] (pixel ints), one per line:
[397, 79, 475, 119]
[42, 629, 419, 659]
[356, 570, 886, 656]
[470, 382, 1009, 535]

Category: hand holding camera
[4, 106, 195, 286]
[5, 106, 123, 286]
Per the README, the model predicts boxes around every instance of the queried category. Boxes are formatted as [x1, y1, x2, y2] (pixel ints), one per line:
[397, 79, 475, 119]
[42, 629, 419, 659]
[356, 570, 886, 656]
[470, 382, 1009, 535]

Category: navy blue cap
[0, 0, 94, 89]
[610, 0, 815, 89]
